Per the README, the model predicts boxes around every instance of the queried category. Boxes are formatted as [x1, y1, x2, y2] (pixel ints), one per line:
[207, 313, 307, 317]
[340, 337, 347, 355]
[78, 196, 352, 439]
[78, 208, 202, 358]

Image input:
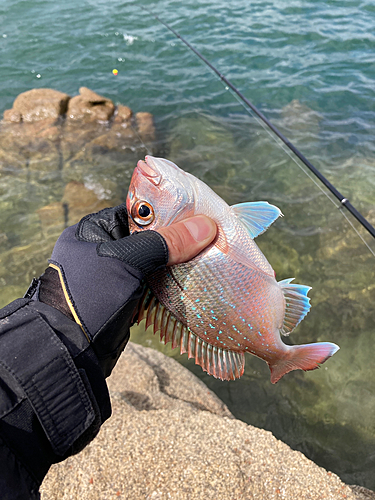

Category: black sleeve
[0, 296, 112, 500]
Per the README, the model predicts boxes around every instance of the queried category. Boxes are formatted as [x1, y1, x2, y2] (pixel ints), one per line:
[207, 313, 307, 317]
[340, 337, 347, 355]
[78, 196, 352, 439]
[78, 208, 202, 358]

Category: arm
[0, 205, 216, 499]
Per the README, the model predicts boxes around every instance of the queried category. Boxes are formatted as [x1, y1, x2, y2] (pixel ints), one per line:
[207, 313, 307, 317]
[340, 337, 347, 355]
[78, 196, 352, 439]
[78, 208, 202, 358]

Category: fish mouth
[136, 156, 182, 186]
[136, 158, 162, 186]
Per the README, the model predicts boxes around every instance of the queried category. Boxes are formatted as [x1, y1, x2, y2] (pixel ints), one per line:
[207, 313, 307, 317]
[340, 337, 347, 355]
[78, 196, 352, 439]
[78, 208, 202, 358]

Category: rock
[114, 105, 133, 123]
[280, 99, 322, 138]
[350, 486, 375, 500]
[0, 118, 62, 173]
[60, 120, 108, 162]
[0, 234, 57, 308]
[0, 233, 9, 250]
[40, 343, 362, 500]
[37, 202, 66, 235]
[0, 146, 26, 171]
[67, 87, 115, 122]
[37, 125, 61, 141]
[37, 177, 123, 235]
[10, 88, 70, 122]
[136, 111, 156, 142]
[3, 109, 22, 123]
[86, 124, 137, 152]
[0, 87, 153, 176]
[79, 87, 112, 104]
[61, 181, 120, 225]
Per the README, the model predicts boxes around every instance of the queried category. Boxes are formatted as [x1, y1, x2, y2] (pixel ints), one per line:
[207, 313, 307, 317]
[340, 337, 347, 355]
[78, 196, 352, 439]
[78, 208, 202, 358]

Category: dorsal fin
[278, 278, 311, 336]
[231, 201, 282, 238]
[137, 288, 245, 381]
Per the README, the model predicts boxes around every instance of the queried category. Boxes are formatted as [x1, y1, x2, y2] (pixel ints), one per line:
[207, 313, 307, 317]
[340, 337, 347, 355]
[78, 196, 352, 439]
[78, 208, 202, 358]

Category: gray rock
[40, 342, 366, 500]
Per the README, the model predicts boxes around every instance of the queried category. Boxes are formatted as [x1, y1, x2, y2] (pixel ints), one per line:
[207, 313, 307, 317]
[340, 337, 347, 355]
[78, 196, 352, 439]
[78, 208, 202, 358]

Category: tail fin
[269, 342, 339, 384]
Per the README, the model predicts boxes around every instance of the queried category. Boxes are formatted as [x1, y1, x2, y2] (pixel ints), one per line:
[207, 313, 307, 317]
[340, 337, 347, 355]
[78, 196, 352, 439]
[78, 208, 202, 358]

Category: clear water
[1, 0, 375, 490]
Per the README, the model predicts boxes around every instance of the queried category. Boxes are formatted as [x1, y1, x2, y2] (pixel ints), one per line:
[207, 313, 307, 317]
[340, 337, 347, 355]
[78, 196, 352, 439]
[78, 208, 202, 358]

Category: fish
[126, 156, 339, 383]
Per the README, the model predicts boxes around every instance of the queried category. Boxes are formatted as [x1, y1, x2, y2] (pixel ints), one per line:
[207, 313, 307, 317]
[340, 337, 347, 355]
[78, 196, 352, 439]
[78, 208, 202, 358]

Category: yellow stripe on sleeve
[48, 263, 91, 343]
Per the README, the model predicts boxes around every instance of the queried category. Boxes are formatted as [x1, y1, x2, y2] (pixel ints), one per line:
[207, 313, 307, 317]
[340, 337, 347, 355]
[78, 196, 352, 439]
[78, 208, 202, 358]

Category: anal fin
[137, 289, 245, 380]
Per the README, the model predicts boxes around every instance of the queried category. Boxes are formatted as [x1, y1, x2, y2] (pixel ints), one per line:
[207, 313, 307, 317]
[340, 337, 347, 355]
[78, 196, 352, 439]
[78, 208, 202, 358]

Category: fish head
[127, 156, 196, 232]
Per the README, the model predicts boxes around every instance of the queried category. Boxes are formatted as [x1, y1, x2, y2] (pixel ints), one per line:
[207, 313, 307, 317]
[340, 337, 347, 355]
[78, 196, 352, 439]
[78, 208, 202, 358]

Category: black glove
[38, 203, 169, 377]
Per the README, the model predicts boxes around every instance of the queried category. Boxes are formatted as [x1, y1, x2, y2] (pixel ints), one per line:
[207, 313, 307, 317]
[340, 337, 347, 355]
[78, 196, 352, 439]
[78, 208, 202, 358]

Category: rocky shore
[40, 342, 373, 500]
[0, 87, 156, 307]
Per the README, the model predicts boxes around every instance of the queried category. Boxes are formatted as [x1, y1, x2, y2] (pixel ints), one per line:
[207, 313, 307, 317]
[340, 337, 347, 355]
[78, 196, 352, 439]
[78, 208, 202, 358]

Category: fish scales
[127, 156, 339, 383]
[160, 257, 282, 355]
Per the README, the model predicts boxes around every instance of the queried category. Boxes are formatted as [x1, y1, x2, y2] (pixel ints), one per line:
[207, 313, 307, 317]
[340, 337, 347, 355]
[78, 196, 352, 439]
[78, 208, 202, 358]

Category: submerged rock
[40, 343, 364, 500]
[135, 111, 156, 142]
[114, 104, 133, 123]
[37, 180, 122, 235]
[168, 113, 235, 166]
[280, 99, 322, 136]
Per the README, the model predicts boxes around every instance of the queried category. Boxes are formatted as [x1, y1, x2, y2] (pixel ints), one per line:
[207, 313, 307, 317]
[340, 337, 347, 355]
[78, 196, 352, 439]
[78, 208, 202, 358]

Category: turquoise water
[1, 0, 375, 490]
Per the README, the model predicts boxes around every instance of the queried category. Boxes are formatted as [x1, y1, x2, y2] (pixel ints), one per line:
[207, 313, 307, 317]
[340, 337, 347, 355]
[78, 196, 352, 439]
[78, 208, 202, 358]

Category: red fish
[126, 156, 339, 383]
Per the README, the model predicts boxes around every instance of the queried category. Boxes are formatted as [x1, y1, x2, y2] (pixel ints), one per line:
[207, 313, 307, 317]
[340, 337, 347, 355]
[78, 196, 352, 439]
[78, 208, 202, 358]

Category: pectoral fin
[279, 278, 311, 335]
[231, 201, 282, 238]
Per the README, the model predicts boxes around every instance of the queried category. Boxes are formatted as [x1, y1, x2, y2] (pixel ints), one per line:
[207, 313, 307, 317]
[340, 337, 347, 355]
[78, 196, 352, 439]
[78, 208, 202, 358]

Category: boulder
[114, 105, 133, 124]
[0, 118, 62, 173]
[40, 342, 367, 500]
[62, 180, 117, 223]
[67, 87, 115, 122]
[37, 178, 123, 236]
[60, 120, 108, 162]
[37, 202, 66, 234]
[280, 99, 322, 139]
[87, 124, 137, 151]
[79, 87, 112, 104]
[3, 109, 22, 123]
[136, 111, 156, 142]
[6, 88, 70, 123]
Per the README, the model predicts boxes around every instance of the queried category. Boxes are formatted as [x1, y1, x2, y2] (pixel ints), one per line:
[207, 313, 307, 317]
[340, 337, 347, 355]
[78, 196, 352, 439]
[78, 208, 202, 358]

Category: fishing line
[139, 4, 375, 246]
[129, 122, 153, 155]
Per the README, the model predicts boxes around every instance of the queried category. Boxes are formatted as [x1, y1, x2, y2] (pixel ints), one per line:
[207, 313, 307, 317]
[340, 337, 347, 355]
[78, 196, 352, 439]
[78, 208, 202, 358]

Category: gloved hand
[38, 203, 216, 377]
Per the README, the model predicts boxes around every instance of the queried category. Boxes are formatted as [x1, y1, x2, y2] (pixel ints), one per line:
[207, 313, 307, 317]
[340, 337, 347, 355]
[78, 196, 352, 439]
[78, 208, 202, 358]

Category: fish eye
[132, 200, 155, 226]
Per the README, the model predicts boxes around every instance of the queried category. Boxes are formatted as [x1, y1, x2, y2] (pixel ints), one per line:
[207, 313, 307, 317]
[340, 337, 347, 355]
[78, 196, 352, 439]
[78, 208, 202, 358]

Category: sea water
[1, 0, 375, 490]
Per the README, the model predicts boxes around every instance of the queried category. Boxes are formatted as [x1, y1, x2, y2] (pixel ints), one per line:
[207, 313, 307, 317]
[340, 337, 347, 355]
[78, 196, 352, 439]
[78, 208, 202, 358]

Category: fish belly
[145, 246, 286, 376]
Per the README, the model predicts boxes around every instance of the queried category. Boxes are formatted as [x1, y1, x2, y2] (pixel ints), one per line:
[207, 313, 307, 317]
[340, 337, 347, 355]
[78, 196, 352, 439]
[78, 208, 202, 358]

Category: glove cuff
[39, 266, 75, 322]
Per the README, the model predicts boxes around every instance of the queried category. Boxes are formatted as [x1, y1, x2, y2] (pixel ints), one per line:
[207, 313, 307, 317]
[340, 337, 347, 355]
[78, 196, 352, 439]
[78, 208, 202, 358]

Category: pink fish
[126, 156, 339, 383]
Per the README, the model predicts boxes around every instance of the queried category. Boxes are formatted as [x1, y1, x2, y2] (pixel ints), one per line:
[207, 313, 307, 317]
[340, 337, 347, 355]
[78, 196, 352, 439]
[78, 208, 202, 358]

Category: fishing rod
[140, 5, 375, 240]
